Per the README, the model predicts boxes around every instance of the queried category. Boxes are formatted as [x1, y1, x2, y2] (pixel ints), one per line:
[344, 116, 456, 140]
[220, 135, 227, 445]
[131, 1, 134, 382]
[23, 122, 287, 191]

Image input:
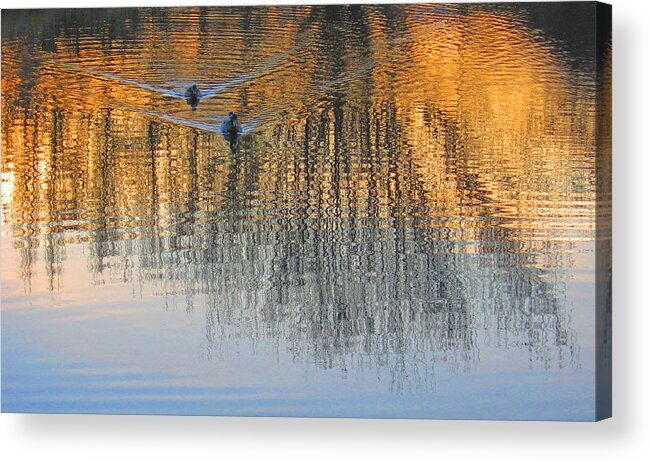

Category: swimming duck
[220, 112, 242, 136]
[184, 84, 202, 110]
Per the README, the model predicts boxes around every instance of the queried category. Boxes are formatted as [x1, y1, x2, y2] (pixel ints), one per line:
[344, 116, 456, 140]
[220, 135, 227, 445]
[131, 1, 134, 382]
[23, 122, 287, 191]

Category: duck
[184, 84, 202, 110]
[220, 112, 243, 136]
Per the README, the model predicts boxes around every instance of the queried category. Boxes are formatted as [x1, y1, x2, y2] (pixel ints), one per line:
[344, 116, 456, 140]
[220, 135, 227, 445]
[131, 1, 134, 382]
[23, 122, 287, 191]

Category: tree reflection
[2, 4, 598, 393]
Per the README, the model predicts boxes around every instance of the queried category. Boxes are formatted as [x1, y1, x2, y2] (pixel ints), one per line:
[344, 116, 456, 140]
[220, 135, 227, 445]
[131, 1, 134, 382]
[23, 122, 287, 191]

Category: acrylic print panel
[0, 2, 611, 421]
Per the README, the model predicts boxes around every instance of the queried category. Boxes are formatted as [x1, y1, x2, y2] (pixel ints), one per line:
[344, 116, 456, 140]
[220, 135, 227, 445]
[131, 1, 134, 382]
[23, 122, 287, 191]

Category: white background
[0, 0, 648, 459]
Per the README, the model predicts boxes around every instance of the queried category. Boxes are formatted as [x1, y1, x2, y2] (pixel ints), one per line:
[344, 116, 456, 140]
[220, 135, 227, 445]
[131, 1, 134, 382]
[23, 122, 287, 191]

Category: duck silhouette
[221, 112, 243, 154]
[220, 112, 242, 136]
[184, 84, 202, 110]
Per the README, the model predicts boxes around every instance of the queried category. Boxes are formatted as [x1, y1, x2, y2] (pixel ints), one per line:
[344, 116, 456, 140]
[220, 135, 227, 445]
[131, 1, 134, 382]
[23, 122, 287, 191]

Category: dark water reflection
[1, 4, 606, 419]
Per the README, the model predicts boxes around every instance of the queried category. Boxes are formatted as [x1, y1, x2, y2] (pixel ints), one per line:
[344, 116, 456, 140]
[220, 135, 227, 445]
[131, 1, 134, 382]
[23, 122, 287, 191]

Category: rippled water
[1, 4, 609, 420]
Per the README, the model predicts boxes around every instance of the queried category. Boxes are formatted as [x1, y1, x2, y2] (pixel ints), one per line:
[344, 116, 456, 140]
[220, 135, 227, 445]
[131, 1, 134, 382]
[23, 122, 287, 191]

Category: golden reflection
[1, 4, 600, 383]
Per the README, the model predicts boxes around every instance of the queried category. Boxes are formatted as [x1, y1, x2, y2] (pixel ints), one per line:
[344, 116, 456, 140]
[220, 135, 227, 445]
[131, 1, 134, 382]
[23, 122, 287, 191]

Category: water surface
[1, 4, 605, 420]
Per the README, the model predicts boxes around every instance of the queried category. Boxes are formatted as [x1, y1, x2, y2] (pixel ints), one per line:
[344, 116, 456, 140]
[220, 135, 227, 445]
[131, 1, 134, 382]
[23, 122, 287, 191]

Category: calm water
[1, 4, 608, 420]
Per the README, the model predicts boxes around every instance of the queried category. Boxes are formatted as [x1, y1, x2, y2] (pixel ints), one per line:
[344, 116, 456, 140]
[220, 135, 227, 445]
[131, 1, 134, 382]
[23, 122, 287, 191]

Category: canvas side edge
[595, 0, 612, 422]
